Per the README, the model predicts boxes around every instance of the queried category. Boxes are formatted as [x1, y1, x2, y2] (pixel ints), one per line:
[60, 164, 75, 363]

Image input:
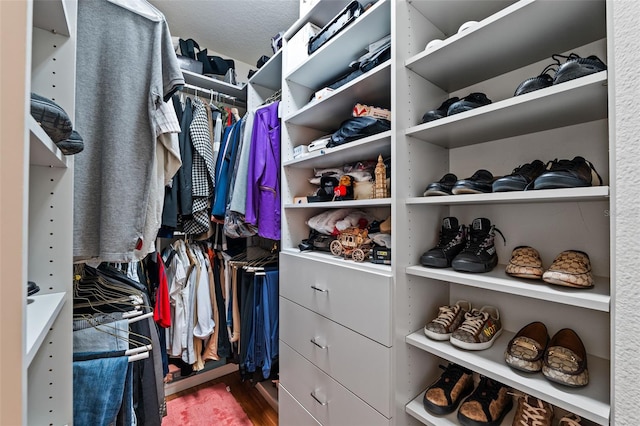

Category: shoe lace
[551, 52, 581, 65]
[457, 310, 488, 334]
[514, 397, 551, 426]
[545, 157, 603, 185]
[511, 161, 539, 177]
[559, 414, 582, 426]
[464, 226, 506, 254]
[432, 305, 458, 327]
[436, 226, 463, 249]
[537, 63, 557, 77]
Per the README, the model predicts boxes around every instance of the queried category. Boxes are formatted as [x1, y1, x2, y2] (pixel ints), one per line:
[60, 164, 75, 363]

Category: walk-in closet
[1, 0, 640, 425]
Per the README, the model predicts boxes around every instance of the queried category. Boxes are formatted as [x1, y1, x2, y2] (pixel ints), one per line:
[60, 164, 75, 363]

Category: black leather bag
[328, 117, 391, 148]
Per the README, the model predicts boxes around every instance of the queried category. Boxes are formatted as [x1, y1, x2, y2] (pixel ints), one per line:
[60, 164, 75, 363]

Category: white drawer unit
[280, 342, 390, 426]
[280, 296, 392, 417]
[280, 252, 392, 346]
[279, 384, 322, 426]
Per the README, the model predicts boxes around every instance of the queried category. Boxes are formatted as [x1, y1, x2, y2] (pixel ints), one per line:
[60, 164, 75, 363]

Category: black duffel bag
[328, 116, 391, 148]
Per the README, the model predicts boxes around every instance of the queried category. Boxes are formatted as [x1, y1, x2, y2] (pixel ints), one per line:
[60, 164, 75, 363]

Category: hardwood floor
[166, 371, 278, 426]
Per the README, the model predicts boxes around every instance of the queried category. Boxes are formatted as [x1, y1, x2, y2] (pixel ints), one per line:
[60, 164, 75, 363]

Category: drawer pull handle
[310, 391, 328, 406]
[310, 285, 328, 293]
[310, 338, 327, 349]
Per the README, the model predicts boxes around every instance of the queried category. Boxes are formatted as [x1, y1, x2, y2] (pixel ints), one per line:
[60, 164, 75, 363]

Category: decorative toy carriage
[329, 227, 372, 262]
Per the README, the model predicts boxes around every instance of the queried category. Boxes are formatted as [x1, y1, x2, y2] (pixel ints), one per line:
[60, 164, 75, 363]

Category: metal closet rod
[181, 83, 245, 107]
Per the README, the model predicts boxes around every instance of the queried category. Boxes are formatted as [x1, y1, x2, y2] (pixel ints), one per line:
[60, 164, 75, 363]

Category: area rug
[163, 383, 253, 425]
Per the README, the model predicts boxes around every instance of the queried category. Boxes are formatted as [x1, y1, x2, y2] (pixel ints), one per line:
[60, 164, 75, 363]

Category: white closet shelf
[284, 131, 391, 169]
[405, 72, 607, 148]
[26, 292, 67, 367]
[406, 186, 609, 206]
[182, 70, 247, 101]
[33, 0, 71, 37]
[406, 331, 610, 425]
[405, 265, 609, 312]
[248, 49, 282, 91]
[29, 115, 68, 168]
[409, 0, 515, 37]
[406, 0, 605, 92]
[284, 0, 353, 40]
[285, 0, 391, 89]
[285, 198, 392, 209]
[281, 248, 392, 275]
[406, 392, 517, 426]
[285, 61, 391, 130]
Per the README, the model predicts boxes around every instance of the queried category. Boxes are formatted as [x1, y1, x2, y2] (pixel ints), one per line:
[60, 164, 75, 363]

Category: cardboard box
[285, 22, 321, 73]
[353, 103, 391, 120]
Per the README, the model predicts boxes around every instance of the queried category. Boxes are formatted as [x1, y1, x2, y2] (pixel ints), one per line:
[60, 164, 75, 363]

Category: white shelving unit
[1, 0, 75, 424]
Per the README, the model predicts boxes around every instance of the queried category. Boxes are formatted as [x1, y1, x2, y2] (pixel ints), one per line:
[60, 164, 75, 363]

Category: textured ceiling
[149, 0, 300, 66]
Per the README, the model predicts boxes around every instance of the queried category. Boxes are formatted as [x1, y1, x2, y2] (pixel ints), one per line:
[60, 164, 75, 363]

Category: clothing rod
[180, 83, 247, 109]
[182, 83, 237, 101]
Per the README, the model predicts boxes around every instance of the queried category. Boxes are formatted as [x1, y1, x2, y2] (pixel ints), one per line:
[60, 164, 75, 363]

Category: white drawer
[280, 252, 392, 346]
[280, 297, 392, 417]
[280, 342, 390, 426]
[279, 384, 322, 426]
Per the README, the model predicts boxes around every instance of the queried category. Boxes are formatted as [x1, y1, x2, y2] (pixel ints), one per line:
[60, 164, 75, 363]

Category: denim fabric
[251, 274, 265, 374]
[73, 318, 129, 353]
[239, 270, 255, 377]
[262, 268, 279, 379]
[73, 352, 129, 426]
[116, 362, 137, 426]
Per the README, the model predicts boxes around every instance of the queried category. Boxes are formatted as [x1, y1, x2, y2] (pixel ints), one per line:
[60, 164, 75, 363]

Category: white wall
[611, 1, 640, 424]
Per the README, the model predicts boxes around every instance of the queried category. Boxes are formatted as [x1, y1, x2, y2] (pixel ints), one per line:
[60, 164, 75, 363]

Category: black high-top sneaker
[452, 218, 505, 273]
[420, 217, 466, 268]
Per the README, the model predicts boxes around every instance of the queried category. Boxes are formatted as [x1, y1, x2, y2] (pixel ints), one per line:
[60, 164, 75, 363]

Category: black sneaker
[553, 53, 607, 85]
[447, 93, 492, 116]
[420, 217, 466, 268]
[421, 97, 460, 123]
[30, 93, 73, 143]
[423, 363, 474, 415]
[533, 156, 603, 190]
[452, 169, 494, 194]
[423, 173, 458, 196]
[452, 218, 505, 273]
[27, 281, 40, 296]
[514, 63, 557, 96]
[457, 376, 513, 426]
[56, 130, 84, 155]
[492, 160, 546, 192]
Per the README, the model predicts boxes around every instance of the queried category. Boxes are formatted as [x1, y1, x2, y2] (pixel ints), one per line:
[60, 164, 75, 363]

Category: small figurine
[373, 154, 388, 198]
[333, 174, 355, 201]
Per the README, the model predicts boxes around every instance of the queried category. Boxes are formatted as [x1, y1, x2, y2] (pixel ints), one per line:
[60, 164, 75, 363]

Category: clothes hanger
[106, 0, 163, 22]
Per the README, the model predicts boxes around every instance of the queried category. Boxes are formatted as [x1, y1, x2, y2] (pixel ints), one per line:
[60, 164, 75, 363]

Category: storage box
[285, 22, 321, 73]
[293, 144, 309, 159]
[353, 103, 391, 121]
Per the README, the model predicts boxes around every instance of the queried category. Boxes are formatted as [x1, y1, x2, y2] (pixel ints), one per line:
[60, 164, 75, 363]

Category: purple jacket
[246, 101, 281, 240]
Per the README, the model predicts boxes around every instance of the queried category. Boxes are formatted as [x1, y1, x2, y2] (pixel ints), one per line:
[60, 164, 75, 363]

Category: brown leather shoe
[542, 250, 593, 288]
[542, 328, 589, 387]
[505, 246, 544, 279]
[505, 321, 549, 372]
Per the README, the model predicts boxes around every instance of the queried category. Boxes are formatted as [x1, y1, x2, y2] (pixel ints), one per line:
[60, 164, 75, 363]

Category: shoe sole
[30, 97, 72, 143]
[450, 328, 502, 351]
[423, 327, 452, 341]
[452, 257, 498, 273]
[492, 180, 527, 192]
[505, 265, 544, 279]
[56, 139, 84, 155]
[423, 189, 451, 196]
[534, 174, 591, 189]
[457, 396, 513, 426]
[423, 384, 473, 415]
[542, 275, 594, 289]
[420, 256, 450, 268]
[451, 187, 492, 195]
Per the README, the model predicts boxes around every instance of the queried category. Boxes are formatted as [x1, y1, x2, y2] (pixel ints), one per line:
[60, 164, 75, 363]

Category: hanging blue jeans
[73, 351, 129, 426]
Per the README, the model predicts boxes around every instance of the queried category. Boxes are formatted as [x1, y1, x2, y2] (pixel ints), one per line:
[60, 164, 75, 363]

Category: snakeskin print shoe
[505, 246, 544, 279]
[542, 250, 594, 289]
[505, 321, 549, 372]
[542, 328, 589, 387]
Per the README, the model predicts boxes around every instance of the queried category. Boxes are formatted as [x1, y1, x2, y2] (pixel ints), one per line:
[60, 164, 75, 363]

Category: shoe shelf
[405, 392, 517, 426]
[285, 198, 392, 209]
[29, 115, 68, 168]
[405, 331, 610, 425]
[405, 0, 605, 92]
[404, 71, 607, 149]
[281, 248, 392, 275]
[33, 0, 71, 37]
[26, 292, 67, 367]
[405, 265, 609, 312]
[406, 186, 609, 206]
[284, 131, 391, 169]
[248, 48, 282, 92]
[285, 0, 391, 89]
[284, 61, 391, 130]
